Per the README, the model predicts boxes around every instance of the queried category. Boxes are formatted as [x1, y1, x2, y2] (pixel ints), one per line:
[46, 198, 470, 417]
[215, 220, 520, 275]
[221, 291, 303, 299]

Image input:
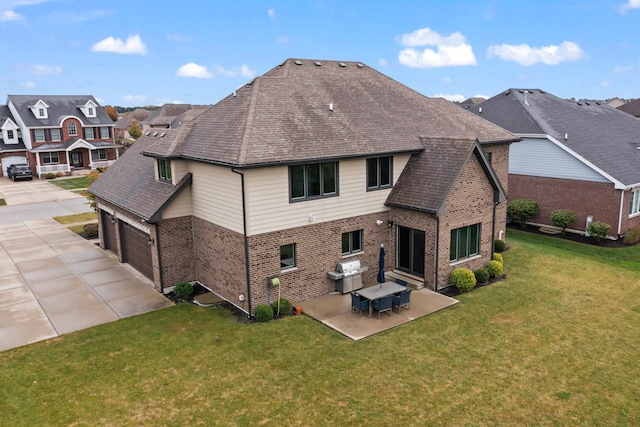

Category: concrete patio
[298, 285, 459, 340]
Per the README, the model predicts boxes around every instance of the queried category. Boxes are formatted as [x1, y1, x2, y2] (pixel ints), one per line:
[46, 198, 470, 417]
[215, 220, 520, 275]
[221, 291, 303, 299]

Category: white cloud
[397, 27, 477, 68]
[28, 64, 62, 75]
[166, 33, 192, 43]
[432, 93, 465, 102]
[378, 58, 388, 67]
[442, 76, 452, 83]
[486, 41, 585, 65]
[614, 65, 634, 73]
[618, 0, 640, 13]
[0, 10, 22, 21]
[267, 8, 275, 18]
[213, 64, 255, 78]
[123, 95, 146, 104]
[20, 81, 35, 88]
[277, 35, 290, 44]
[91, 35, 147, 55]
[176, 63, 212, 79]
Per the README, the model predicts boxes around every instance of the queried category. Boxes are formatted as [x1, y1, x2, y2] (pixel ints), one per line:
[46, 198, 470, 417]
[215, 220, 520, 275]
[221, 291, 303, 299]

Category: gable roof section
[469, 89, 640, 186]
[114, 109, 152, 130]
[617, 98, 640, 117]
[143, 58, 518, 167]
[88, 135, 191, 222]
[142, 104, 194, 127]
[385, 138, 506, 214]
[7, 95, 113, 128]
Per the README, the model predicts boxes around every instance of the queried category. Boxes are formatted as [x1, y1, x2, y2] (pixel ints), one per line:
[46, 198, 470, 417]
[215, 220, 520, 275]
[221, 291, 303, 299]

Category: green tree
[550, 209, 576, 235]
[128, 121, 142, 139]
[104, 106, 118, 122]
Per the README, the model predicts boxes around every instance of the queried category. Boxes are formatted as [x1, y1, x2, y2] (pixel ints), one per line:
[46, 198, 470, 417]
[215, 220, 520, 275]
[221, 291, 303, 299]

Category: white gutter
[618, 190, 625, 236]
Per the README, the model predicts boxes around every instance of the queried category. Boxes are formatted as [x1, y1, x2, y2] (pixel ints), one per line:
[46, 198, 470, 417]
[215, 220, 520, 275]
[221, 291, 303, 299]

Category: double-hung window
[289, 162, 337, 201]
[450, 224, 480, 262]
[68, 122, 77, 136]
[157, 159, 172, 182]
[280, 243, 296, 270]
[342, 230, 363, 256]
[100, 127, 110, 139]
[367, 156, 392, 190]
[51, 129, 61, 141]
[91, 149, 107, 161]
[85, 128, 94, 139]
[7, 130, 14, 140]
[630, 190, 640, 215]
[42, 152, 59, 164]
[34, 129, 45, 142]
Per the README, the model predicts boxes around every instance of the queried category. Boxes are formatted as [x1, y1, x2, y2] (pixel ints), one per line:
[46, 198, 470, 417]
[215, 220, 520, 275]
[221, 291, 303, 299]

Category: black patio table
[356, 282, 406, 317]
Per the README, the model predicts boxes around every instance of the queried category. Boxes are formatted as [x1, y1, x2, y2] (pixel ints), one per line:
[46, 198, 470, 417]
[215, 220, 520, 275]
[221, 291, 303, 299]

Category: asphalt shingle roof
[7, 95, 113, 128]
[468, 89, 640, 186]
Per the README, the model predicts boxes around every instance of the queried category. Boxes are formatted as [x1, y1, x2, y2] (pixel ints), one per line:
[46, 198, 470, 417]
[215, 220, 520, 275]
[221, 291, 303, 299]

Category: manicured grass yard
[48, 176, 89, 190]
[0, 198, 6, 206]
[52, 212, 97, 224]
[1, 229, 640, 425]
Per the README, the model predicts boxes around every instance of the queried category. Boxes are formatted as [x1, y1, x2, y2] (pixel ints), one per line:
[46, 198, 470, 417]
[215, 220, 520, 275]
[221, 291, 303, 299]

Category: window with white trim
[42, 152, 59, 164]
[34, 129, 45, 142]
[7, 130, 14, 140]
[85, 128, 94, 139]
[280, 243, 296, 270]
[38, 108, 45, 118]
[68, 122, 77, 136]
[450, 224, 480, 262]
[342, 230, 363, 256]
[91, 149, 107, 161]
[289, 162, 338, 201]
[630, 190, 640, 215]
[88, 107, 94, 116]
[100, 127, 110, 139]
[51, 129, 61, 141]
[367, 156, 392, 190]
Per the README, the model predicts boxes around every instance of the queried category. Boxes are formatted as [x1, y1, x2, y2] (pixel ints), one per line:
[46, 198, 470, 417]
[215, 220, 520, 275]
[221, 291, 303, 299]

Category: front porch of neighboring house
[33, 139, 118, 177]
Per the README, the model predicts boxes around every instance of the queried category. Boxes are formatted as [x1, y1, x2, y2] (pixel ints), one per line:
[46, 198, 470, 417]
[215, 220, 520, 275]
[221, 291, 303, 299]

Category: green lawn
[1, 229, 640, 425]
[52, 212, 97, 224]
[0, 198, 6, 206]
[48, 176, 89, 190]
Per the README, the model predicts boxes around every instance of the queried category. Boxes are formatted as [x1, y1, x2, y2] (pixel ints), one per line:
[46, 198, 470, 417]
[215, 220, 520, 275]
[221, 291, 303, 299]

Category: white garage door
[1, 156, 28, 177]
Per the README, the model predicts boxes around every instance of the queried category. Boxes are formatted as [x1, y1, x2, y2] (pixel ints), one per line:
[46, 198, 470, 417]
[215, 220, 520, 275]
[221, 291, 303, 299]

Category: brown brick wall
[157, 216, 195, 288]
[509, 174, 625, 236]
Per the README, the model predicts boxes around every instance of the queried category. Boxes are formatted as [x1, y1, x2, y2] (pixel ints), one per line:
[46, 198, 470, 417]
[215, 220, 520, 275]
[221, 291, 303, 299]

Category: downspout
[617, 189, 627, 238]
[434, 215, 440, 291]
[232, 168, 252, 317]
[491, 201, 497, 259]
[155, 223, 164, 294]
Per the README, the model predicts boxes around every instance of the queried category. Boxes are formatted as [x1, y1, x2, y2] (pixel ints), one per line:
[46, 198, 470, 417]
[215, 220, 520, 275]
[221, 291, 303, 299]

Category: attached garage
[121, 222, 154, 280]
[1, 155, 28, 177]
[101, 210, 118, 254]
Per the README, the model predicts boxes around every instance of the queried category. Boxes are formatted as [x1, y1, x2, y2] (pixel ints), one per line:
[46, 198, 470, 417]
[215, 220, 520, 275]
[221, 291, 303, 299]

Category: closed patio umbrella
[377, 244, 386, 284]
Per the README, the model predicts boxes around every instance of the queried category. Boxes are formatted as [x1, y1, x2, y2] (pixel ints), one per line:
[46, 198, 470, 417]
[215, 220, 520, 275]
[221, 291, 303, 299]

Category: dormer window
[29, 100, 49, 119]
[157, 159, 172, 183]
[88, 107, 94, 116]
[38, 108, 45, 118]
[7, 130, 14, 140]
[68, 122, 77, 136]
[79, 100, 98, 118]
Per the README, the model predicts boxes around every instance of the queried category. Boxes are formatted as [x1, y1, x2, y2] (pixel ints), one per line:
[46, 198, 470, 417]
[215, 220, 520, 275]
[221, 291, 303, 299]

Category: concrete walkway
[0, 218, 173, 352]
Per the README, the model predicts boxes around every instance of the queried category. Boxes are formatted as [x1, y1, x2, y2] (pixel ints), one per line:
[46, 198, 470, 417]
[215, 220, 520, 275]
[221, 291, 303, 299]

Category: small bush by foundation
[486, 260, 504, 278]
[474, 268, 490, 284]
[174, 282, 194, 298]
[492, 253, 503, 264]
[254, 304, 274, 322]
[494, 239, 506, 253]
[450, 267, 477, 293]
[271, 298, 293, 317]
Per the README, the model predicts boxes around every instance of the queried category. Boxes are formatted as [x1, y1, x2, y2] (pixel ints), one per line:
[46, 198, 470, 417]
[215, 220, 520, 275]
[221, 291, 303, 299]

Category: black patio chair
[351, 292, 370, 317]
[392, 289, 411, 313]
[372, 295, 393, 318]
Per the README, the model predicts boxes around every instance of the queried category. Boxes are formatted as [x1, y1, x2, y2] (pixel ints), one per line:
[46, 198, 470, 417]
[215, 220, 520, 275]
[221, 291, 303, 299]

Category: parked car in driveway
[7, 164, 33, 181]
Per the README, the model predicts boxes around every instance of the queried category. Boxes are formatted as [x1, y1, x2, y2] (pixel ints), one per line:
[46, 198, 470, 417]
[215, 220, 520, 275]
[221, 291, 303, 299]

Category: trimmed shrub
[44, 173, 56, 179]
[254, 304, 274, 322]
[494, 239, 506, 253]
[486, 260, 504, 278]
[623, 225, 640, 245]
[550, 209, 576, 235]
[450, 267, 477, 293]
[587, 220, 611, 244]
[474, 268, 490, 284]
[55, 172, 63, 178]
[83, 223, 98, 238]
[271, 298, 293, 317]
[174, 281, 194, 298]
[492, 253, 503, 264]
[507, 198, 539, 228]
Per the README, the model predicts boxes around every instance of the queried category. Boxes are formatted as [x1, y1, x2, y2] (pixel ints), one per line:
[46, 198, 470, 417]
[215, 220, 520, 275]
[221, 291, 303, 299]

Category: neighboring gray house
[468, 89, 640, 238]
[89, 58, 518, 316]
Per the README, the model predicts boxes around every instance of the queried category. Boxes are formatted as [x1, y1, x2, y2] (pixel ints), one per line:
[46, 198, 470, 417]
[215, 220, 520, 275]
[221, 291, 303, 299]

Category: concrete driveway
[0, 177, 173, 352]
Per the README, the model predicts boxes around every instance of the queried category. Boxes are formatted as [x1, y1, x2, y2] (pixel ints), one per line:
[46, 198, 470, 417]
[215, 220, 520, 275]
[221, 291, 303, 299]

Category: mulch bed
[507, 223, 627, 248]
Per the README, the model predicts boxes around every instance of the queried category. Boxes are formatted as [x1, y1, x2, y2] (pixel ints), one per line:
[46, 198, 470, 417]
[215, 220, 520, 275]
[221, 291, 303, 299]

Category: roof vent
[152, 132, 158, 137]
[329, 103, 334, 112]
[478, 107, 482, 113]
[339, 62, 346, 67]
[295, 60, 302, 65]
[160, 133, 166, 138]
[356, 63, 364, 68]
[314, 61, 322, 66]
[523, 90, 530, 105]
[564, 133, 568, 140]
[144, 131, 150, 136]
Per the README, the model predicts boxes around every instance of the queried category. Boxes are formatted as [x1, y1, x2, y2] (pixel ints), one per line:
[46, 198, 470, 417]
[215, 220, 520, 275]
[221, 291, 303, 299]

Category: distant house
[0, 95, 118, 177]
[617, 98, 640, 119]
[459, 97, 486, 108]
[141, 104, 202, 133]
[468, 89, 640, 238]
[114, 108, 152, 139]
[89, 58, 517, 316]
[606, 97, 626, 109]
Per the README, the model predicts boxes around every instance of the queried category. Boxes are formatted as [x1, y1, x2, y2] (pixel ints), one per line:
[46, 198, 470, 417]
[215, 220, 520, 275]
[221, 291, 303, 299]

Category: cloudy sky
[1, 0, 640, 106]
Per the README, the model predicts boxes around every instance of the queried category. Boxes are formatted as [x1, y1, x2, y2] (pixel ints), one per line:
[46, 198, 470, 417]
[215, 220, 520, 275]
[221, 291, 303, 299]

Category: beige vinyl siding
[162, 186, 192, 219]
[172, 160, 189, 183]
[190, 162, 244, 233]
[245, 154, 411, 235]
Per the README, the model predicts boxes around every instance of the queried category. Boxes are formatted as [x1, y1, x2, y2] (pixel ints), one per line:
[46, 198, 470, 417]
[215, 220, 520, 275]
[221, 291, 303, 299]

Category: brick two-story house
[0, 95, 118, 178]
[89, 59, 518, 316]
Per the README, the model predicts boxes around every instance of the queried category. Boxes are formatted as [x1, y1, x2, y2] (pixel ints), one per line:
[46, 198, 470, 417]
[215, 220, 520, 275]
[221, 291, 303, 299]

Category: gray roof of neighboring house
[143, 58, 518, 167]
[617, 98, 640, 117]
[30, 138, 119, 151]
[468, 89, 640, 186]
[88, 135, 191, 222]
[142, 104, 194, 127]
[169, 105, 211, 129]
[114, 109, 152, 130]
[386, 138, 506, 214]
[7, 95, 113, 128]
